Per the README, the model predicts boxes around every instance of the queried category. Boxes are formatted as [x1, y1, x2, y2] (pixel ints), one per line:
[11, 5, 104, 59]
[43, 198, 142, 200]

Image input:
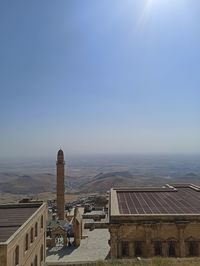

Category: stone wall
[0, 245, 7, 266]
[109, 222, 200, 258]
[0, 203, 47, 266]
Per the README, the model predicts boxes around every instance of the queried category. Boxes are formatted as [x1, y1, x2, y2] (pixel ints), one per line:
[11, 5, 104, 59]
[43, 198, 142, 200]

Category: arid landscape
[0, 154, 200, 204]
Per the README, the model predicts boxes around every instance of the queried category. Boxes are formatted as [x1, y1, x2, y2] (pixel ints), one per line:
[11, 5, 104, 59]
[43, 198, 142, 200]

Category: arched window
[168, 241, 176, 257]
[121, 241, 129, 257]
[135, 241, 142, 257]
[25, 233, 29, 251]
[14, 245, 19, 266]
[154, 241, 162, 256]
[40, 245, 44, 262]
[30, 228, 34, 243]
[41, 215, 43, 229]
[35, 222, 38, 237]
[188, 241, 198, 257]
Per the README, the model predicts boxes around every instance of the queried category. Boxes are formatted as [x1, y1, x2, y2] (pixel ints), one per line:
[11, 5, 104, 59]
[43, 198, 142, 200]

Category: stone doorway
[55, 234, 64, 247]
[50, 226, 68, 247]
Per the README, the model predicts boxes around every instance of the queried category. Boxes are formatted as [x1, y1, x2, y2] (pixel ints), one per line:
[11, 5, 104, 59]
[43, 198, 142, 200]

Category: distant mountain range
[0, 170, 199, 195]
[79, 171, 134, 193]
[0, 173, 54, 194]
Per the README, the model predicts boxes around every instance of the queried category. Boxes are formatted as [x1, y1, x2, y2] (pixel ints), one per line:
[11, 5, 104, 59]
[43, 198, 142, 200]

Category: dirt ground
[0, 192, 79, 204]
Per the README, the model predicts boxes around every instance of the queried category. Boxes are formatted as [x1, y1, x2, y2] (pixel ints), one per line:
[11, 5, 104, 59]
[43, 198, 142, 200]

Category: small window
[34, 255, 38, 266]
[121, 241, 129, 257]
[135, 241, 142, 257]
[14, 245, 19, 266]
[40, 245, 44, 262]
[30, 228, 34, 243]
[35, 222, 38, 237]
[188, 241, 198, 257]
[154, 241, 162, 256]
[41, 215, 43, 229]
[25, 233, 29, 251]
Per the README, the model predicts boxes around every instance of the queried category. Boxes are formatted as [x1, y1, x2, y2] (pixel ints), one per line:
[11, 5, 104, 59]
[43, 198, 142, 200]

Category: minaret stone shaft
[56, 149, 65, 220]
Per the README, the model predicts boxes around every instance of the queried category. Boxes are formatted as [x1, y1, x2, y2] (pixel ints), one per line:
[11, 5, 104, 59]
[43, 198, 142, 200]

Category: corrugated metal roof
[0, 205, 39, 242]
[117, 186, 200, 215]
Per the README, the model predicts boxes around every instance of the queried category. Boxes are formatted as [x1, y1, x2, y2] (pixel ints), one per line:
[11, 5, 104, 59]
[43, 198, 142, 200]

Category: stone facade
[109, 220, 200, 258]
[0, 203, 47, 266]
[109, 185, 200, 258]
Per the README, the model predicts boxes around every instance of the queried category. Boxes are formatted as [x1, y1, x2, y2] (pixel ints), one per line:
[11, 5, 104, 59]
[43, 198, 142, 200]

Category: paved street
[46, 229, 110, 263]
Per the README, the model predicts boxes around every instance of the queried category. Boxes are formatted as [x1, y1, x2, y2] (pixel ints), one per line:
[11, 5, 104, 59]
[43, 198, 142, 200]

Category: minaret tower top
[57, 149, 65, 164]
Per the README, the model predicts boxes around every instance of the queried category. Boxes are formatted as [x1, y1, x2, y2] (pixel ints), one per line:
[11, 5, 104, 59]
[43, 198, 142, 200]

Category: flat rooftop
[111, 184, 200, 216]
[0, 203, 42, 242]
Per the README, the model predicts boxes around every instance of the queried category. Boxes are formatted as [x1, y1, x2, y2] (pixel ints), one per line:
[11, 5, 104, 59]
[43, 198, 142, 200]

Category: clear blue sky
[0, 0, 200, 158]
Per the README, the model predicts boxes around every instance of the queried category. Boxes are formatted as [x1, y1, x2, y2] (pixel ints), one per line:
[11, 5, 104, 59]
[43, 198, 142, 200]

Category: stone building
[73, 207, 83, 247]
[109, 184, 200, 258]
[0, 202, 47, 266]
[46, 220, 68, 248]
[56, 149, 65, 220]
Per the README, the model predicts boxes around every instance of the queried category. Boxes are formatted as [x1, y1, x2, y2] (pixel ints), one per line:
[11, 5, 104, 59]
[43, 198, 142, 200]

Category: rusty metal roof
[0, 204, 40, 242]
[117, 185, 200, 215]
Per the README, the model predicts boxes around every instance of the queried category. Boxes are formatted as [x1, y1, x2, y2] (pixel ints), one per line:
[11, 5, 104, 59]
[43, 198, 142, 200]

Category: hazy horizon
[1, 152, 200, 161]
[1, 0, 200, 158]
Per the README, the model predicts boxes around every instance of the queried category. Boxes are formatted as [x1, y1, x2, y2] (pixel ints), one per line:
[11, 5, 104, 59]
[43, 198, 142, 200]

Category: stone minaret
[56, 149, 65, 220]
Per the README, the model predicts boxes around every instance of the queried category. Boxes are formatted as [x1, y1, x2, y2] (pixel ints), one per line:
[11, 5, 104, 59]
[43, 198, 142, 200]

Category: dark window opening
[31, 228, 34, 243]
[25, 233, 29, 251]
[121, 241, 129, 257]
[41, 216, 43, 229]
[154, 241, 162, 256]
[35, 222, 38, 237]
[188, 241, 198, 257]
[168, 241, 176, 257]
[34, 255, 38, 266]
[15, 245, 19, 266]
[135, 241, 142, 257]
[40, 245, 44, 262]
